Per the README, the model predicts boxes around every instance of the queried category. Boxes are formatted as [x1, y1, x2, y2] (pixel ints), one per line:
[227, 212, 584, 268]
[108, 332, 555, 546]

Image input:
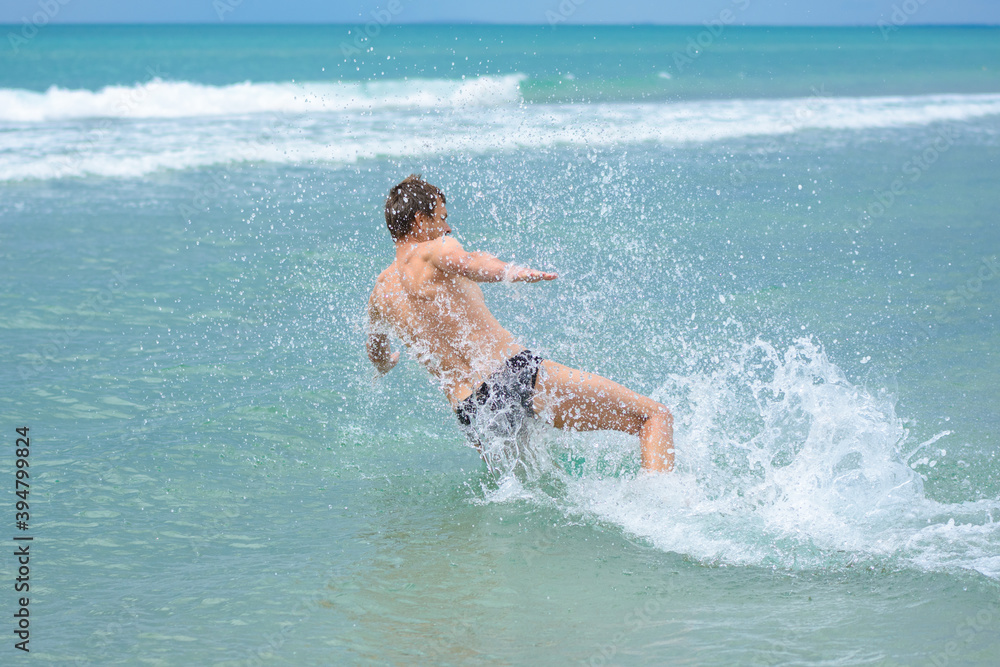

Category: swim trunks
[455, 350, 543, 449]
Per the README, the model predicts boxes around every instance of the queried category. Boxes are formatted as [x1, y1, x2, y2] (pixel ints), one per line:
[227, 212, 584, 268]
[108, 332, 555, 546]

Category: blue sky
[1, 0, 998, 25]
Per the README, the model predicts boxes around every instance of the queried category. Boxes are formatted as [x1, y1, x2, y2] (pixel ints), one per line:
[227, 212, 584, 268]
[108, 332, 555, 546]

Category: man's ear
[411, 211, 426, 232]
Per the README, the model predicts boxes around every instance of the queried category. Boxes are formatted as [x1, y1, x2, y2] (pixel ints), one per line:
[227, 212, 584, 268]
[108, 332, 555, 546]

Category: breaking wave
[2, 80, 999, 181]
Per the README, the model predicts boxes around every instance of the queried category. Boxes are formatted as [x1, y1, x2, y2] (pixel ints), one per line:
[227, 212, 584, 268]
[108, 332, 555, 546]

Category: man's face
[415, 198, 450, 240]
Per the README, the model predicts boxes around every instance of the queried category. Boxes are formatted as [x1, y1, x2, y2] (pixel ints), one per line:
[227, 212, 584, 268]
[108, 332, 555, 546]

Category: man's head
[385, 174, 448, 242]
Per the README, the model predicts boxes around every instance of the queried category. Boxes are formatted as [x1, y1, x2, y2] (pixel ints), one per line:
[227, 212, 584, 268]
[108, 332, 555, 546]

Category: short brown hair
[384, 174, 445, 241]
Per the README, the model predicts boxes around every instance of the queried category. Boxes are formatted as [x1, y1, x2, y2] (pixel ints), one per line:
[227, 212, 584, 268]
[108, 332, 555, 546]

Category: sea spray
[478, 338, 1000, 578]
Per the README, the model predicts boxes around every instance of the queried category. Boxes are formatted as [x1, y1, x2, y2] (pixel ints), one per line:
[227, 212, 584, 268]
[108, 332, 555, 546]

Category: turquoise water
[1, 24, 999, 665]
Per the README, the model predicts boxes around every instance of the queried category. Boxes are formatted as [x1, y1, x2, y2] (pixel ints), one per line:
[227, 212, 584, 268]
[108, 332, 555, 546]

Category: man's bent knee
[653, 403, 673, 423]
[624, 401, 671, 436]
[646, 403, 673, 429]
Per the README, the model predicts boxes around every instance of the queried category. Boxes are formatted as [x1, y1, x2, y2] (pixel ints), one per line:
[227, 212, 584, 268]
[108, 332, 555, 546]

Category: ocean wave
[0, 75, 527, 121]
[1, 87, 999, 181]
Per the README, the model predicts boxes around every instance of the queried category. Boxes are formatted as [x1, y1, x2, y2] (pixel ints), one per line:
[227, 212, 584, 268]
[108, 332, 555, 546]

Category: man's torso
[371, 240, 524, 405]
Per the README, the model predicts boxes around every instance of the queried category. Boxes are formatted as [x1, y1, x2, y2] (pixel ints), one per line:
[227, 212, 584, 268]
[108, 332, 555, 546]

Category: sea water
[1, 24, 999, 665]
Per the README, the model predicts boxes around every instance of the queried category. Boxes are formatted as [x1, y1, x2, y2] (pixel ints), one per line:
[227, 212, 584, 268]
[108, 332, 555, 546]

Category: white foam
[0, 75, 527, 121]
[1, 82, 999, 181]
[481, 338, 1000, 580]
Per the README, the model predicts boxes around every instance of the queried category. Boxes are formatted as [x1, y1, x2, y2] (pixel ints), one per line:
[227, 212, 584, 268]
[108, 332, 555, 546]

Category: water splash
[477, 338, 1000, 579]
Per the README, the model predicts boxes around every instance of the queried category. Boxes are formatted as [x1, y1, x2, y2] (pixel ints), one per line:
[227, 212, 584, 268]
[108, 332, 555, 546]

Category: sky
[1, 0, 998, 26]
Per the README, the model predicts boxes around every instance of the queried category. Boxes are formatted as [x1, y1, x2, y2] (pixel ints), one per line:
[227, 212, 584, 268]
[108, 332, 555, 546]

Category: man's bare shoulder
[368, 262, 394, 308]
[394, 236, 467, 280]
[422, 236, 481, 281]
[419, 234, 463, 263]
[373, 263, 395, 285]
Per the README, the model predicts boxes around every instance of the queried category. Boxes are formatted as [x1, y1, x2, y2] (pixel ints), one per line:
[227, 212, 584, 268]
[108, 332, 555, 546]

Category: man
[366, 174, 674, 473]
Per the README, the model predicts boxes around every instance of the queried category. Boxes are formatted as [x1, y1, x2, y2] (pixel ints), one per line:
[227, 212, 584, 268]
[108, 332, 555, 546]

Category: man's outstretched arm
[430, 236, 557, 283]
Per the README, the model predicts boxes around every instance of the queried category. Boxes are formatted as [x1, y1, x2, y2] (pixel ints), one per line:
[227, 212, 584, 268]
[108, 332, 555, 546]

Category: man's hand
[374, 349, 400, 376]
[504, 266, 558, 283]
[367, 333, 399, 375]
[366, 293, 398, 376]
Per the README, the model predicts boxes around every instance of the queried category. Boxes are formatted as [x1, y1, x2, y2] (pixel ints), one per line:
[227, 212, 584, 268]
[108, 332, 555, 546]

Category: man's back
[370, 235, 524, 406]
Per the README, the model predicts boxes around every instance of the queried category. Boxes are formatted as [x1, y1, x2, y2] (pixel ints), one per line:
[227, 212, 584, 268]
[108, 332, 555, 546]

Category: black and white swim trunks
[454, 350, 544, 448]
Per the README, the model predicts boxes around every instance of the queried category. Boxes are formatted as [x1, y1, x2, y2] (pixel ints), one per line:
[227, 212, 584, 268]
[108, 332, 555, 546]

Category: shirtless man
[366, 174, 674, 473]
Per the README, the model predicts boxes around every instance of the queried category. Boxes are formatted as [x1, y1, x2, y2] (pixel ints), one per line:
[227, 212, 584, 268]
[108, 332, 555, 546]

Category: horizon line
[1, 21, 998, 28]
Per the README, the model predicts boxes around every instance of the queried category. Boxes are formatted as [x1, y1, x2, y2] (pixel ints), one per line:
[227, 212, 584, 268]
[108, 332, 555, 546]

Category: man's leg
[532, 360, 674, 472]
